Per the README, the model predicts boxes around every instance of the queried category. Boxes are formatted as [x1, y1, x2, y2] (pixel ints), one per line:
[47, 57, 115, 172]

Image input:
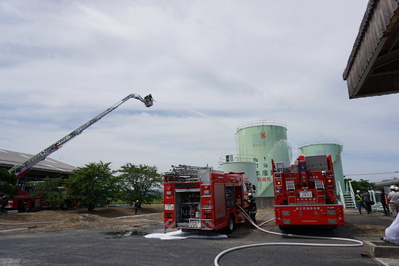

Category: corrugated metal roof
[374, 177, 399, 186]
[343, 0, 399, 99]
[0, 149, 76, 174]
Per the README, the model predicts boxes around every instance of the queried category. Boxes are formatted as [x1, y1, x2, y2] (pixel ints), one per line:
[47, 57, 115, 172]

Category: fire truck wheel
[226, 215, 235, 234]
[325, 225, 338, 230]
[18, 201, 26, 213]
[27, 200, 34, 212]
[61, 200, 71, 210]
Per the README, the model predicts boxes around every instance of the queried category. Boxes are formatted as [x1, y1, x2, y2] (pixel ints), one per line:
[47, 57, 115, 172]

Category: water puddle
[105, 230, 148, 238]
[105, 229, 228, 240]
[145, 230, 228, 240]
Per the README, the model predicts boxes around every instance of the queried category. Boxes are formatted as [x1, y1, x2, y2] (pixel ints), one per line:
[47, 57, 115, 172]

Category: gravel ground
[0, 205, 394, 238]
[0, 204, 164, 233]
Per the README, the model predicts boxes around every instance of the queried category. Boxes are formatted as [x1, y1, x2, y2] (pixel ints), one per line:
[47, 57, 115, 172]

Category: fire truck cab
[164, 165, 251, 233]
[273, 155, 345, 230]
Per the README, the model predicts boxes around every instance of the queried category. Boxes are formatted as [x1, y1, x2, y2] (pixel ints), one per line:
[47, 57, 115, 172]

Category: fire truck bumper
[175, 219, 215, 231]
[164, 219, 176, 229]
[275, 204, 345, 226]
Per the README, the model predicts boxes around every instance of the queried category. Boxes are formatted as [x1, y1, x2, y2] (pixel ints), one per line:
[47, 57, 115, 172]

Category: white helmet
[248, 193, 252, 197]
[390, 185, 396, 190]
[356, 190, 360, 193]
[395, 186, 399, 191]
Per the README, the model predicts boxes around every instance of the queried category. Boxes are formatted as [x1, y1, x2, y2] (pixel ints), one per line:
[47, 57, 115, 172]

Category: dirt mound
[348, 224, 387, 235]
[64, 214, 107, 224]
[45, 214, 110, 230]
[90, 205, 163, 218]
[0, 204, 164, 232]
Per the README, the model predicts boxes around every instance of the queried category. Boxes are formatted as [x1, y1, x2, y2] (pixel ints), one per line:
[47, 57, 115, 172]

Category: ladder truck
[6, 93, 153, 211]
[163, 165, 253, 233]
[272, 155, 345, 230]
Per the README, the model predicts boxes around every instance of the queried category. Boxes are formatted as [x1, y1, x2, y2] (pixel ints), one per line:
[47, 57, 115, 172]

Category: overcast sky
[1, 0, 398, 182]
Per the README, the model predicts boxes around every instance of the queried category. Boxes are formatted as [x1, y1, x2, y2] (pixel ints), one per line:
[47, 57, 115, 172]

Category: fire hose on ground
[213, 205, 363, 266]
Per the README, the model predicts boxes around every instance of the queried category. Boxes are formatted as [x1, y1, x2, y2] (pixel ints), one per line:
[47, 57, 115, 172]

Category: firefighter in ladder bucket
[245, 193, 257, 226]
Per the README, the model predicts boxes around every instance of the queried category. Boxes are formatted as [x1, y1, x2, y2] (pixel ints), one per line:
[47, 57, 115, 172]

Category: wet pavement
[1, 207, 398, 265]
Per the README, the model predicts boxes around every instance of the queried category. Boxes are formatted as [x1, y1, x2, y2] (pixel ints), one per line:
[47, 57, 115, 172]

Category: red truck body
[6, 185, 44, 211]
[163, 165, 251, 233]
[272, 155, 345, 229]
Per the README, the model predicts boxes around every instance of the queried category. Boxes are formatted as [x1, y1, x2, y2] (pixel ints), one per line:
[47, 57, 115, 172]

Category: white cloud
[2, 0, 398, 183]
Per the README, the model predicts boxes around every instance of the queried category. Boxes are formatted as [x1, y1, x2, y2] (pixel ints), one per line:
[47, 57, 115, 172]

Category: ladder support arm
[8, 93, 153, 177]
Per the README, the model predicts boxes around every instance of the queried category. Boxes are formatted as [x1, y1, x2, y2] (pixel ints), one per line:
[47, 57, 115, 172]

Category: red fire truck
[163, 165, 253, 233]
[272, 155, 345, 230]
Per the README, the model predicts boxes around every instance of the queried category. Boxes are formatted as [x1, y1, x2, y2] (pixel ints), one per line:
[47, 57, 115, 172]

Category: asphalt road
[0, 222, 384, 266]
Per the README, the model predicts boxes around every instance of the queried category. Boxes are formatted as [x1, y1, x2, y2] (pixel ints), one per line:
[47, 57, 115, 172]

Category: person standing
[134, 200, 140, 215]
[246, 193, 257, 225]
[388, 186, 399, 217]
[0, 195, 8, 214]
[355, 190, 368, 214]
[392, 187, 399, 218]
[382, 213, 399, 244]
[380, 188, 391, 216]
[363, 190, 372, 214]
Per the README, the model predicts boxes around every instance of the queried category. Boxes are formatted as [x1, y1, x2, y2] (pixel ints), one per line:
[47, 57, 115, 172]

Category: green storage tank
[298, 140, 344, 195]
[236, 120, 290, 197]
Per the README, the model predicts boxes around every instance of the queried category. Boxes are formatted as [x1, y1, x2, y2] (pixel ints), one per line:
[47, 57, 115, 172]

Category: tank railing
[372, 191, 384, 212]
[298, 140, 343, 162]
[219, 154, 257, 164]
[336, 181, 346, 209]
[369, 190, 383, 212]
[236, 120, 287, 131]
[369, 190, 376, 203]
[298, 138, 343, 148]
[297, 139, 343, 163]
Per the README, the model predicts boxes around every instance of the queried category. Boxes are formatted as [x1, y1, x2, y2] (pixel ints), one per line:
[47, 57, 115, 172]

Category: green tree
[0, 168, 18, 200]
[32, 178, 68, 210]
[118, 163, 163, 206]
[66, 162, 120, 212]
[345, 178, 375, 192]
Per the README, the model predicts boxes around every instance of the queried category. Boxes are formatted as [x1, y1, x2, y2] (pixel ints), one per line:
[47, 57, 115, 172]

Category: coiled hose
[214, 205, 363, 266]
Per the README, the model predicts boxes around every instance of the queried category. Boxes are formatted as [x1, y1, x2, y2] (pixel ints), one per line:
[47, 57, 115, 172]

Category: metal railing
[219, 154, 257, 164]
[346, 180, 357, 208]
[236, 120, 287, 131]
[336, 181, 346, 209]
[297, 139, 343, 163]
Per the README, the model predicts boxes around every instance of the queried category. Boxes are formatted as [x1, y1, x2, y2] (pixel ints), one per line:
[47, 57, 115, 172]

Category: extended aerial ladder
[8, 93, 153, 178]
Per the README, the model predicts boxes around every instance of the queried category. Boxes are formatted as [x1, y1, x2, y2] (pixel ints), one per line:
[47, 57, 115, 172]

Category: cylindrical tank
[236, 120, 290, 197]
[298, 139, 344, 195]
[219, 154, 257, 187]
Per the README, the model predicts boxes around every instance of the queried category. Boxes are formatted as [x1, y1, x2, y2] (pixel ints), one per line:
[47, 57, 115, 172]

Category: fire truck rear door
[214, 183, 226, 218]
